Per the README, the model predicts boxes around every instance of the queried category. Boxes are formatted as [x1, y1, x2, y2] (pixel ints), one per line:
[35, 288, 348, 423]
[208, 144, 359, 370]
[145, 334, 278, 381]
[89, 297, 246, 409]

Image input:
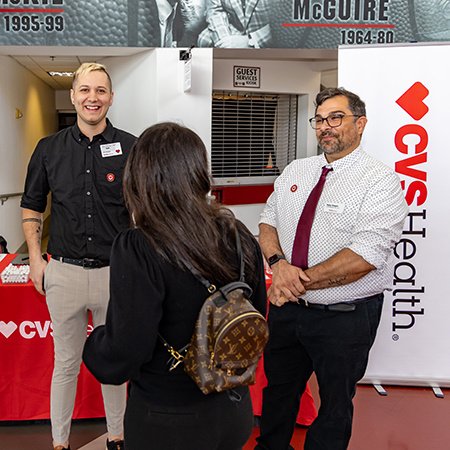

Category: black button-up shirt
[21, 120, 136, 261]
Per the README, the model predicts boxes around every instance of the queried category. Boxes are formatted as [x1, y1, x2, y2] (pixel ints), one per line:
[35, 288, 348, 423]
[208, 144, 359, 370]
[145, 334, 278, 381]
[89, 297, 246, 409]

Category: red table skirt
[0, 253, 104, 421]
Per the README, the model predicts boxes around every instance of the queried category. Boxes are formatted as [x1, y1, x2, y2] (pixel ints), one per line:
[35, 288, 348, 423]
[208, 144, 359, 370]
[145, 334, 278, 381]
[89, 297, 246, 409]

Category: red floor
[245, 383, 450, 450]
[1, 382, 449, 449]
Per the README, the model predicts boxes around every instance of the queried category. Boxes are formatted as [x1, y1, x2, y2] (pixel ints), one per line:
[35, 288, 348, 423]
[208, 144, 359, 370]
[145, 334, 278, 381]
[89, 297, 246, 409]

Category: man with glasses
[255, 88, 408, 450]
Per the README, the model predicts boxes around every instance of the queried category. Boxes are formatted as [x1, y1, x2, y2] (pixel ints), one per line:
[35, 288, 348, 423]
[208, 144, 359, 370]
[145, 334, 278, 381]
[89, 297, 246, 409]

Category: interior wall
[154, 48, 213, 149]
[105, 48, 213, 149]
[102, 50, 158, 138]
[321, 69, 338, 89]
[55, 90, 74, 111]
[0, 55, 56, 253]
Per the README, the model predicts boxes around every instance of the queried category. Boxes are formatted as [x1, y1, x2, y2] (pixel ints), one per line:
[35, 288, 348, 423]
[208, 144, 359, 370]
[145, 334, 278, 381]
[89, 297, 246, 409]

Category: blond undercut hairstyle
[72, 62, 112, 91]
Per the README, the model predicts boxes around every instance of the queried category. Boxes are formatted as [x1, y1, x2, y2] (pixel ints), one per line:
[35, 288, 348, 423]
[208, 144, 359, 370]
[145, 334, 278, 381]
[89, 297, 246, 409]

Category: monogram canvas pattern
[184, 283, 269, 395]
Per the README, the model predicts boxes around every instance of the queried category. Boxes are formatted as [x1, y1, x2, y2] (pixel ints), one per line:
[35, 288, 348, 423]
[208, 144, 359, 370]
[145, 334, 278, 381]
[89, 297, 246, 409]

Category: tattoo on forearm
[328, 276, 347, 287]
[22, 218, 42, 224]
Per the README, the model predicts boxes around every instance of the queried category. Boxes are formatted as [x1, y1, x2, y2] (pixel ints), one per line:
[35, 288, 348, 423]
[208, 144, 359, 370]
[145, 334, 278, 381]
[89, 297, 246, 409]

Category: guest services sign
[233, 66, 261, 88]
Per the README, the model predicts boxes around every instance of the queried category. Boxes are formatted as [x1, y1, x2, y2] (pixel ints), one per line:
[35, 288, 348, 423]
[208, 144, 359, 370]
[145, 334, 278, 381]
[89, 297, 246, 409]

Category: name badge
[100, 142, 122, 158]
[324, 202, 345, 214]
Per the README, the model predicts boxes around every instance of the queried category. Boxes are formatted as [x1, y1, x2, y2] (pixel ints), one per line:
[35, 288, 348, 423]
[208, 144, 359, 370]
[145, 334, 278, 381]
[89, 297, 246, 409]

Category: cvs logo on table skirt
[0, 321, 95, 339]
[0, 320, 53, 339]
[0, 321, 17, 338]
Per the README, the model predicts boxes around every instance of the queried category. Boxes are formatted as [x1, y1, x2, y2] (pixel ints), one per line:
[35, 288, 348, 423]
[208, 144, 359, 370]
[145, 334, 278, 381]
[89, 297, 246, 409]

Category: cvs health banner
[339, 42, 450, 387]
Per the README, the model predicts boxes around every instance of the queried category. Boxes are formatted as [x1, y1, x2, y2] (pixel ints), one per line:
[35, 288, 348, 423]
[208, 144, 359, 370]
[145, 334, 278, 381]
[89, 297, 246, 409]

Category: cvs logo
[0, 320, 53, 339]
[395, 82, 429, 206]
[0, 320, 94, 339]
[20, 320, 53, 339]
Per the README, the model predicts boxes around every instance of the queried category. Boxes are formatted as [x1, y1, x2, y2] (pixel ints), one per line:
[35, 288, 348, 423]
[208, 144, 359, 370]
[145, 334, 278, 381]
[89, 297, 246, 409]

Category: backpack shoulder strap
[183, 227, 245, 290]
[235, 227, 245, 282]
[181, 257, 217, 294]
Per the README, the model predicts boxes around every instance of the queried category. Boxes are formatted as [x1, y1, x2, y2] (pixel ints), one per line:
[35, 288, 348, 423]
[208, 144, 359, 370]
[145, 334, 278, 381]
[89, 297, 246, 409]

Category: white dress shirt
[260, 146, 409, 304]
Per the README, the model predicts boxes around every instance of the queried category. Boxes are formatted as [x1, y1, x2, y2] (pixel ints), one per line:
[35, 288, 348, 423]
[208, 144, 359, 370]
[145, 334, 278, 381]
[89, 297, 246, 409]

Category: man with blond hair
[21, 63, 136, 450]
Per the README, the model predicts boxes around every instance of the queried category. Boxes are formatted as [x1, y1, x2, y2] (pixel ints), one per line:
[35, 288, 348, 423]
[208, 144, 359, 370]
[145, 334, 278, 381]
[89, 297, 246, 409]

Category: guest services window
[211, 91, 298, 186]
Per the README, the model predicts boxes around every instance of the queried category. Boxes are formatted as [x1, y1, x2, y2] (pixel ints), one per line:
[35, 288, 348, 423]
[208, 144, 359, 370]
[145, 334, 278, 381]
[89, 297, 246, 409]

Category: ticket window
[211, 91, 298, 192]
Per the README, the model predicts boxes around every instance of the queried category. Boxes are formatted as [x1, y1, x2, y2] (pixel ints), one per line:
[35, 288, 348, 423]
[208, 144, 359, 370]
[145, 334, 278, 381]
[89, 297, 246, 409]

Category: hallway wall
[0, 55, 56, 252]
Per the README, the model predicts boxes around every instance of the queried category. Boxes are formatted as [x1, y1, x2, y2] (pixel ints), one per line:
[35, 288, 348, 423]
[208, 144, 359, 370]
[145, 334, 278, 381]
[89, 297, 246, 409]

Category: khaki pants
[44, 258, 126, 443]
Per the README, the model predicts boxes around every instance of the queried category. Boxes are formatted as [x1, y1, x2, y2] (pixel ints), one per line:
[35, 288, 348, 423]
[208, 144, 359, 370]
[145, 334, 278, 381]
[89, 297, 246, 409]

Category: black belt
[52, 255, 109, 269]
[296, 294, 382, 312]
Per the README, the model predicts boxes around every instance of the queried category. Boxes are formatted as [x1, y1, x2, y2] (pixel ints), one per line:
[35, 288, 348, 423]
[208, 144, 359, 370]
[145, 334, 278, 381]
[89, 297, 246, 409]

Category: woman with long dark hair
[83, 122, 267, 450]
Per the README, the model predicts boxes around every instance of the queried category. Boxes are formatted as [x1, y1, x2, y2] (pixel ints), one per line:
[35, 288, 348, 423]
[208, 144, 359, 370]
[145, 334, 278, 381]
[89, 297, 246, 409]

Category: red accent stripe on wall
[0, 9, 64, 12]
[212, 185, 274, 205]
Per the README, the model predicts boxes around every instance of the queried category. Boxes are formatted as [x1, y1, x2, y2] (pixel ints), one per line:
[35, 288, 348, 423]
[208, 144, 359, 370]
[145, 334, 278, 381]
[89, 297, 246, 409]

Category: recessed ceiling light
[47, 71, 74, 77]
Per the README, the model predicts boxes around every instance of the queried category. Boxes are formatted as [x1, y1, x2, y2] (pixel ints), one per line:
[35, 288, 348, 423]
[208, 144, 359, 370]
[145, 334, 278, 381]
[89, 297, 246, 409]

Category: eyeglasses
[309, 114, 362, 129]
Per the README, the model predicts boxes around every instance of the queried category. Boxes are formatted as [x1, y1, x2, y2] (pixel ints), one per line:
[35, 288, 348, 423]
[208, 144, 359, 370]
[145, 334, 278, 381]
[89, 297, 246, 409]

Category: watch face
[268, 254, 282, 265]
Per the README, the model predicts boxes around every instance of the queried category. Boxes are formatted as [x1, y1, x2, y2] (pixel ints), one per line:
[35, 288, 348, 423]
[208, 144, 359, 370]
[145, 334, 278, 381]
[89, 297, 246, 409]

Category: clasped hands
[268, 259, 310, 307]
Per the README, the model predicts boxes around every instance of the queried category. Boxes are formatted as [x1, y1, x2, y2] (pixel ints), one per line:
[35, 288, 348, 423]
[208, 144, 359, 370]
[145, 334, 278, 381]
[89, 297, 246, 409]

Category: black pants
[124, 386, 254, 450]
[255, 295, 383, 450]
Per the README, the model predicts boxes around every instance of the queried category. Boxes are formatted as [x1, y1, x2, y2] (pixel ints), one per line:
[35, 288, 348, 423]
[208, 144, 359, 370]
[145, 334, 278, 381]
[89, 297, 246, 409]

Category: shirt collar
[71, 118, 114, 143]
[320, 145, 363, 172]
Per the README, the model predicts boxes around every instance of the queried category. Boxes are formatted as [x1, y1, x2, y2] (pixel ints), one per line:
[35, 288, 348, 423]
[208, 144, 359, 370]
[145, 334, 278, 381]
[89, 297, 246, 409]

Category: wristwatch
[267, 254, 285, 267]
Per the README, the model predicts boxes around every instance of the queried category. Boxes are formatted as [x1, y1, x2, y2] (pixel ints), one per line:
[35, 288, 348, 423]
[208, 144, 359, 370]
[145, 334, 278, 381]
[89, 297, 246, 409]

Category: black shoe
[107, 438, 125, 450]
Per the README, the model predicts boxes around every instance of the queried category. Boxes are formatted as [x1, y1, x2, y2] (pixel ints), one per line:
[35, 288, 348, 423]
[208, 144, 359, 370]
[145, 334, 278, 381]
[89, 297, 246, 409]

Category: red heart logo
[0, 321, 18, 338]
[396, 82, 429, 121]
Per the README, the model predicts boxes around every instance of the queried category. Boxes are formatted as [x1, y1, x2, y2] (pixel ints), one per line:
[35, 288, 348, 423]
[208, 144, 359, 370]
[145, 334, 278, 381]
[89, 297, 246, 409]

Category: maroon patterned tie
[291, 166, 333, 269]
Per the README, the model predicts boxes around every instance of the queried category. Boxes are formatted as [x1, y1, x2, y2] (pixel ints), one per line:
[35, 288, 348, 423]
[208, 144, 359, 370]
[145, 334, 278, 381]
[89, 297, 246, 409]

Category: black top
[83, 226, 268, 406]
[21, 120, 136, 261]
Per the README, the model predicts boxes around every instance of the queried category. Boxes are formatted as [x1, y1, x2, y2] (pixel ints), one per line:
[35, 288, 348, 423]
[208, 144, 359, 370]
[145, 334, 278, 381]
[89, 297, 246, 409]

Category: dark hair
[315, 87, 366, 117]
[123, 122, 257, 285]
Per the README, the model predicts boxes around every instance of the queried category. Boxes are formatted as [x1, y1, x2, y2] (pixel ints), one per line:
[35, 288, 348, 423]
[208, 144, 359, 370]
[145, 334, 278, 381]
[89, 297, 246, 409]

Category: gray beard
[318, 138, 343, 156]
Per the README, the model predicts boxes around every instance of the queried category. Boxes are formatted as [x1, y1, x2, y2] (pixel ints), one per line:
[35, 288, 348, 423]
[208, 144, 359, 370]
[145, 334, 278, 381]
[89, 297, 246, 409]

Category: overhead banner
[1, 0, 450, 48]
[339, 42, 450, 388]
